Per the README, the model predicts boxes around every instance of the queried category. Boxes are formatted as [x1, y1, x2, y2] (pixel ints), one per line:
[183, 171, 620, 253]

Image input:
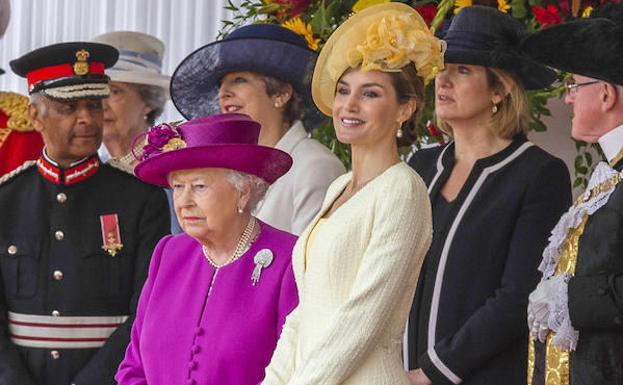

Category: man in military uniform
[0, 42, 170, 385]
[522, 4, 623, 385]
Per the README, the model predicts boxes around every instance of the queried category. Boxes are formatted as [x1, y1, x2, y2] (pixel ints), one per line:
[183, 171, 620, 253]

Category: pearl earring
[237, 207, 243, 214]
[492, 104, 498, 114]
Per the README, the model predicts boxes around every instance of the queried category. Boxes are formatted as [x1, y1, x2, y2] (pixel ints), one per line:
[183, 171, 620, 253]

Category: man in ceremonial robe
[522, 4, 623, 385]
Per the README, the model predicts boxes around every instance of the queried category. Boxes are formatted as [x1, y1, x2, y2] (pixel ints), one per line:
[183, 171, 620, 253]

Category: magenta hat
[134, 113, 293, 187]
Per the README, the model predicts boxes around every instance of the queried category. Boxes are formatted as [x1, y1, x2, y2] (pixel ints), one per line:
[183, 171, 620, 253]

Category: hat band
[27, 62, 105, 90]
[117, 49, 162, 70]
[444, 30, 497, 52]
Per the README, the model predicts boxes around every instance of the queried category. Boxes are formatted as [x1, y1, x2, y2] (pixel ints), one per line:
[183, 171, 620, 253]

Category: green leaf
[584, 152, 593, 165]
[577, 166, 588, 174]
[573, 178, 583, 188]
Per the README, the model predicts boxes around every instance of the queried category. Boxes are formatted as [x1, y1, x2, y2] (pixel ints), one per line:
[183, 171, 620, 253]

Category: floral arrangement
[221, 0, 616, 189]
[134, 122, 186, 161]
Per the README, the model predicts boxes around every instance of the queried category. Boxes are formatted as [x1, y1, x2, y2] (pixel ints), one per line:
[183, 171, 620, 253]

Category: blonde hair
[437, 67, 529, 140]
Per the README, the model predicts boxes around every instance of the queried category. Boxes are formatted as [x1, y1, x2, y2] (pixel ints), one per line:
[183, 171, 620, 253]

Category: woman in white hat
[92, 31, 170, 174]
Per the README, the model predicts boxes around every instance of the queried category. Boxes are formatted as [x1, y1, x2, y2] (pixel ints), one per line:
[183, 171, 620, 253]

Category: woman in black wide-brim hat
[170, 24, 345, 236]
[405, 6, 572, 385]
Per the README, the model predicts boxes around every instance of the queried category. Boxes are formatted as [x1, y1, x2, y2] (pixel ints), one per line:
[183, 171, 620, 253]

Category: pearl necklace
[202, 217, 256, 268]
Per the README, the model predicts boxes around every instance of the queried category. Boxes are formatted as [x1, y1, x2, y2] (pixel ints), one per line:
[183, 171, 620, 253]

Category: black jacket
[531, 158, 623, 385]
[0, 155, 170, 385]
[407, 137, 571, 385]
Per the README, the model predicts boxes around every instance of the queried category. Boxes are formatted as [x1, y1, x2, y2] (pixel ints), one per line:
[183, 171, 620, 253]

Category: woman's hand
[407, 368, 433, 385]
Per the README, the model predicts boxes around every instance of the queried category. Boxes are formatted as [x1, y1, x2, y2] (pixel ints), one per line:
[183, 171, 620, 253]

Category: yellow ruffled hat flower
[346, 13, 445, 84]
[282, 17, 320, 51]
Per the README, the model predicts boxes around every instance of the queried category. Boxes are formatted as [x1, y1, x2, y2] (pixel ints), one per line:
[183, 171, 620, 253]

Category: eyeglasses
[564, 80, 602, 97]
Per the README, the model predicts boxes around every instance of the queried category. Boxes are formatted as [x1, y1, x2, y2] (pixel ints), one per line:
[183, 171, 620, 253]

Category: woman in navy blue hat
[405, 6, 572, 385]
[170, 23, 345, 235]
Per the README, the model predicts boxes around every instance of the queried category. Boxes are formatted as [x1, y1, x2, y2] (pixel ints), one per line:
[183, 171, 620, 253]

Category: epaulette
[106, 159, 136, 176]
[0, 91, 32, 132]
[0, 160, 36, 185]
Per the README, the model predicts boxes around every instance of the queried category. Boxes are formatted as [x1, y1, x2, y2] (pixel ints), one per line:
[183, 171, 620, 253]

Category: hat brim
[520, 18, 623, 85]
[170, 38, 326, 131]
[444, 48, 557, 90]
[107, 70, 170, 92]
[134, 144, 293, 187]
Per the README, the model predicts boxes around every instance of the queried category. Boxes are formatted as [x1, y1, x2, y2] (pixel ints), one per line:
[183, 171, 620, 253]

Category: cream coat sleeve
[274, 172, 431, 385]
[261, 304, 301, 384]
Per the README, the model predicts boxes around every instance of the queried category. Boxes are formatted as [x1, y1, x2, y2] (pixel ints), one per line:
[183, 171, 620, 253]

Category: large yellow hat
[312, 2, 445, 116]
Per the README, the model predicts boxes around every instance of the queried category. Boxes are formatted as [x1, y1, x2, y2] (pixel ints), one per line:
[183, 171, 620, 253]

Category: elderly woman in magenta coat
[115, 113, 298, 385]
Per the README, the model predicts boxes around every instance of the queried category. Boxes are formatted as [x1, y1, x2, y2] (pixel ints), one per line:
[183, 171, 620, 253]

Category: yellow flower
[454, 0, 472, 14]
[282, 17, 320, 51]
[352, 0, 391, 13]
[581, 6, 593, 18]
[346, 13, 445, 85]
[498, 0, 511, 13]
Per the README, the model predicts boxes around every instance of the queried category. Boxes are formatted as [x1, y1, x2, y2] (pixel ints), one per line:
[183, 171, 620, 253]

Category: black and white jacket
[406, 136, 571, 385]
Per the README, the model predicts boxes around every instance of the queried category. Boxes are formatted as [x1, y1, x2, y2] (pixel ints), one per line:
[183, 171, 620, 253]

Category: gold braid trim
[0, 127, 11, 151]
[0, 160, 37, 185]
[609, 147, 623, 169]
[0, 92, 32, 132]
[528, 216, 589, 385]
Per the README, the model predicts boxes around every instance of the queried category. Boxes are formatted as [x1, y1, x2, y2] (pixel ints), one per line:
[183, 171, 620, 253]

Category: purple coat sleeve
[115, 235, 172, 385]
[277, 261, 299, 337]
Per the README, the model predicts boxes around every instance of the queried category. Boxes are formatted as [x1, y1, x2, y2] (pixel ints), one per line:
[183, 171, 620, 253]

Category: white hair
[225, 170, 269, 213]
[29, 93, 49, 117]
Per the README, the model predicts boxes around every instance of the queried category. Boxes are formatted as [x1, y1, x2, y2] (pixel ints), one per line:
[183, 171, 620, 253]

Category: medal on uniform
[100, 214, 123, 257]
[251, 249, 274, 286]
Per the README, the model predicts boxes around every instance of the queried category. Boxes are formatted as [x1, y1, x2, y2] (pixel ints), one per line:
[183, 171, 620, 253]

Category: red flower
[532, 4, 562, 26]
[272, 0, 312, 17]
[416, 4, 437, 27]
[426, 120, 445, 144]
[557, 0, 570, 15]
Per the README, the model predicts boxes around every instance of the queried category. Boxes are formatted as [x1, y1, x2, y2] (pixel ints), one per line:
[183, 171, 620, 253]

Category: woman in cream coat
[261, 3, 441, 384]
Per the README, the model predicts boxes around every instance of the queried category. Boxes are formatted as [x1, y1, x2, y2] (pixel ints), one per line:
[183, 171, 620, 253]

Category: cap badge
[73, 49, 91, 76]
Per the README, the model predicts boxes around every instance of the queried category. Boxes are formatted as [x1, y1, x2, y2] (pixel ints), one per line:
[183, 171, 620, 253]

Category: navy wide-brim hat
[443, 6, 557, 90]
[520, 3, 623, 86]
[170, 24, 325, 131]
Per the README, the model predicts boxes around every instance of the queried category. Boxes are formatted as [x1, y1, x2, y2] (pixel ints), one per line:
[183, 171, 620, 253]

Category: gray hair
[29, 93, 49, 117]
[225, 170, 269, 213]
[132, 83, 167, 126]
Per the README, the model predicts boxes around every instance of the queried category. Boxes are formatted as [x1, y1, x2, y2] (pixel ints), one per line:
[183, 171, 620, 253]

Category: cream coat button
[55, 231, 64, 241]
[50, 350, 60, 359]
[7, 245, 17, 255]
[53, 270, 64, 281]
[56, 193, 67, 203]
[51, 310, 60, 317]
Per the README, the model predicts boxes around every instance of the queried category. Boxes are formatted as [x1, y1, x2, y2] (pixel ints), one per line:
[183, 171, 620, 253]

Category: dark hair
[132, 83, 167, 126]
[259, 75, 303, 126]
[388, 64, 426, 146]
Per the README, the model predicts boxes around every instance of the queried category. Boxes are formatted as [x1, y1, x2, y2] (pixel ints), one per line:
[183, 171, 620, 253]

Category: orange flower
[282, 17, 320, 51]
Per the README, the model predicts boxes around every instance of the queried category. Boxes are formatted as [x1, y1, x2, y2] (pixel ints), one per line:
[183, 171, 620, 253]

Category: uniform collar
[598, 123, 623, 168]
[37, 149, 100, 185]
[275, 120, 307, 153]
